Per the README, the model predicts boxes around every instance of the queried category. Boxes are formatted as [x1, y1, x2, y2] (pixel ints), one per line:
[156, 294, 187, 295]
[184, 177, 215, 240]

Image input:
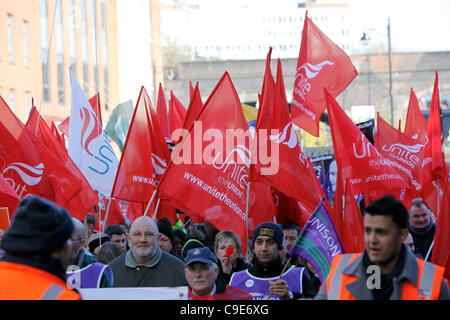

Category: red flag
[25, 129, 82, 208]
[342, 178, 365, 253]
[158, 72, 271, 253]
[291, 11, 358, 137]
[182, 82, 203, 131]
[189, 81, 196, 102]
[374, 113, 425, 198]
[331, 158, 344, 240]
[325, 89, 408, 203]
[169, 91, 187, 135]
[251, 48, 323, 212]
[156, 83, 171, 143]
[58, 116, 70, 137]
[111, 86, 171, 204]
[431, 179, 450, 268]
[26, 108, 98, 221]
[0, 173, 19, 226]
[89, 93, 102, 127]
[426, 72, 446, 180]
[0, 97, 54, 200]
[404, 88, 427, 144]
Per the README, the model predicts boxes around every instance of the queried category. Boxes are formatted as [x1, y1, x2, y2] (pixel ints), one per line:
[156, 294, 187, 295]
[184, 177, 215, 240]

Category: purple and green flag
[288, 197, 344, 283]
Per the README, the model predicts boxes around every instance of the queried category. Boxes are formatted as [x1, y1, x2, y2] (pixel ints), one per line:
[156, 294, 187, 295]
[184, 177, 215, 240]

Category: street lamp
[360, 17, 394, 125]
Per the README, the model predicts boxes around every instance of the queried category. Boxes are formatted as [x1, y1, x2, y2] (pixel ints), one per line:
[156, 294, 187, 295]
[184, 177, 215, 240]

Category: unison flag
[68, 69, 119, 196]
[288, 197, 343, 283]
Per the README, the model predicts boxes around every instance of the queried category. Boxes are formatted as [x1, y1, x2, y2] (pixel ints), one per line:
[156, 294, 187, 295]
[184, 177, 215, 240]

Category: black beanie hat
[157, 217, 174, 243]
[1, 196, 74, 254]
[251, 222, 284, 250]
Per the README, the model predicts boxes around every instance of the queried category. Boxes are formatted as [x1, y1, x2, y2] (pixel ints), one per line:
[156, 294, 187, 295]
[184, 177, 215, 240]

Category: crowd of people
[0, 194, 448, 300]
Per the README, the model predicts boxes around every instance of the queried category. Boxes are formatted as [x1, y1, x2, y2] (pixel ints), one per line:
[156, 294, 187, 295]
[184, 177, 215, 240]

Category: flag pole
[267, 255, 292, 300]
[425, 239, 434, 261]
[143, 189, 158, 216]
[245, 182, 251, 244]
[102, 197, 113, 230]
[152, 198, 161, 221]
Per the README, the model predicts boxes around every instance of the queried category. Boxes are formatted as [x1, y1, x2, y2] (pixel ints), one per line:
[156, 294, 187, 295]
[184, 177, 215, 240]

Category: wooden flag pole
[143, 189, 158, 216]
[266, 256, 292, 300]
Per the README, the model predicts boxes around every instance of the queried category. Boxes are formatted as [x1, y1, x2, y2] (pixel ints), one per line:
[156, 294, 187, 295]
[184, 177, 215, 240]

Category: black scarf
[362, 246, 406, 300]
[248, 255, 284, 278]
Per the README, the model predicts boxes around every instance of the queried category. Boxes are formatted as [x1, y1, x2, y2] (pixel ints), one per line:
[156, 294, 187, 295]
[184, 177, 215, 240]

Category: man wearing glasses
[66, 218, 113, 288]
[108, 216, 187, 287]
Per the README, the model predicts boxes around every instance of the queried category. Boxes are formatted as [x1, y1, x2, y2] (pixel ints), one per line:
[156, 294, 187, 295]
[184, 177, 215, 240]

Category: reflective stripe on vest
[41, 284, 64, 300]
[328, 254, 354, 300]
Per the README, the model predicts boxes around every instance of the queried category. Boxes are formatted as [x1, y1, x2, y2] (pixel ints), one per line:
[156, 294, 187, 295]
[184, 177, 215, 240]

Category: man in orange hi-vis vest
[0, 196, 81, 300]
[315, 195, 449, 300]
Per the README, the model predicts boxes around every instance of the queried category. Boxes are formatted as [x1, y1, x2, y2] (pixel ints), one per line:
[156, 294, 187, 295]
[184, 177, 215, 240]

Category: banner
[288, 198, 343, 283]
[105, 100, 135, 151]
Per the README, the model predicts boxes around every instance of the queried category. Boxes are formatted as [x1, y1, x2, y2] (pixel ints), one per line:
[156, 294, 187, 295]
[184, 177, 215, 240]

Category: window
[9, 89, 15, 112]
[69, 0, 77, 71]
[92, 0, 98, 91]
[25, 91, 31, 115]
[23, 20, 29, 67]
[40, 0, 50, 103]
[81, 0, 89, 92]
[101, 0, 109, 110]
[55, 0, 65, 105]
[8, 14, 14, 64]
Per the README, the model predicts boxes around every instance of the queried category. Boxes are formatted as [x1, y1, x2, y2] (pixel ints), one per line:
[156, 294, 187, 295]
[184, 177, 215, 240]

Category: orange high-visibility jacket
[325, 253, 446, 300]
[0, 261, 81, 300]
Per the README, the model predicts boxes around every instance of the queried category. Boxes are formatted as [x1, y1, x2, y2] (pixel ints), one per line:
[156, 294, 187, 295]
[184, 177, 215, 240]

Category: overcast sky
[350, 0, 450, 52]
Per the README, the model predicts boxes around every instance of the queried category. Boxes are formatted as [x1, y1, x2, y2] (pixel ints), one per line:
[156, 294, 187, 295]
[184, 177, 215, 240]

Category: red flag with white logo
[251, 48, 323, 212]
[404, 88, 427, 144]
[111, 86, 171, 204]
[158, 72, 274, 253]
[374, 113, 425, 198]
[0, 173, 19, 226]
[291, 12, 358, 137]
[325, 89, 409, 204]
[0, 97, 53, 200]
[156, 83, 171, 144]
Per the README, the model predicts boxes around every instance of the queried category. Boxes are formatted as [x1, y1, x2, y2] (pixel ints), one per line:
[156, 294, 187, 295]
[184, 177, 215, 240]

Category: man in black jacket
[230, 222, 316, 299]
[408, 198, 436, 261]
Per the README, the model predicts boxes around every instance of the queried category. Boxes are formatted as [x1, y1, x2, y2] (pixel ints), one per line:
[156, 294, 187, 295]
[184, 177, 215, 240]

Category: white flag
[68, 69, 119, 196]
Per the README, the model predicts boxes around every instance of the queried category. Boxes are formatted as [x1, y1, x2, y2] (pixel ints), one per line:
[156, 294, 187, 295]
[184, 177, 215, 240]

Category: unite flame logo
[296, 61, 335, 79]
[80, 106, 102, 157]
[3, 162, 44, 186]
[3, 162, 45, 198]
[294, 61, 334, 102]
[269, 123, 298, 149]
[151, 154, 167, 175]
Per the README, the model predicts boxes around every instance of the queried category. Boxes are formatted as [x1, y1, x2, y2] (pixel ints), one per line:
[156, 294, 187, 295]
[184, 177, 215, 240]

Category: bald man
[108, 216, 187, 287]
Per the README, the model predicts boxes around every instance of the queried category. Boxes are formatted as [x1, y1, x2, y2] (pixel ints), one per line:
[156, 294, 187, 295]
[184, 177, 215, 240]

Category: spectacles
[71, 238, 84, 242]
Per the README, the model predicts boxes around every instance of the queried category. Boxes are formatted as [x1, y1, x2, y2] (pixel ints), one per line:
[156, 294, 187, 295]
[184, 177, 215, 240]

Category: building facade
[0, 0, 119, 123]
